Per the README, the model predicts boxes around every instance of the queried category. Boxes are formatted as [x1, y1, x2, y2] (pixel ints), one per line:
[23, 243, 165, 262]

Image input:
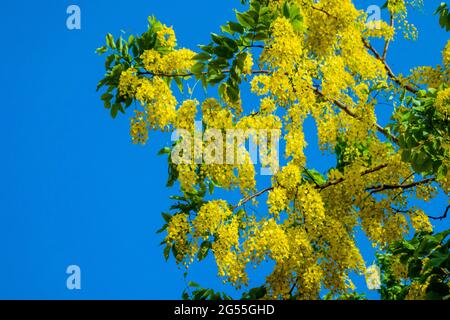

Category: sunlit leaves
[378, 229, 450, 300]
[390, 86, 449, 178]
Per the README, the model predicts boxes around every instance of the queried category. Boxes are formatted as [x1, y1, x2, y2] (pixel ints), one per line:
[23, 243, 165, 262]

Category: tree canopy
[96, 0, 449, 300]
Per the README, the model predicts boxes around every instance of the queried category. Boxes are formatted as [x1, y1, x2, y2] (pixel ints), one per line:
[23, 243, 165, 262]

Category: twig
[382, 15, 394, 60]
[313, 88, 399, 144]
[139, 69, 271, 78]
[367, 177, 436, 194]
[319, 164, 389, 191]
[233, 187, 274, 210]
[429, 205, 450, 221]
[362, 39, 418, 94]
[234, 164, 390, 209]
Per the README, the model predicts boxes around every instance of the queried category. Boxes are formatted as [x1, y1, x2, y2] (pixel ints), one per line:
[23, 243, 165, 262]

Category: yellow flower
[242, 52, 254, 75]
[157, 25, 176, 48]
[435, 87, 450, 119]
[118, 68, 139, 98]
[193, 200, 232, 237]
[175, 99, 198, 131]
[141, 48, 196, 74]
[409, 210, 433, 233]
[267, 187, 289, 217]
[443, 40, 450, 67]
[130, 110, 148, 145]
[135, 77, 177, 130]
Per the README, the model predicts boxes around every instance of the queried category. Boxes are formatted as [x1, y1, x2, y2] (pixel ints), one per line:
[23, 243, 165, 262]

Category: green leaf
[158, 147, 171, 156]
[162, 212, 172, 223]
[188, 281, 201, 288]
[163, 245, 171, 261]
[96, 46, 108, 55]
[156, 224, 168, 234]
[191, 62, 205, 74]
[193, 52, 211, 61]
[106, 33, 115, 49]
[198, 241, 212, 261]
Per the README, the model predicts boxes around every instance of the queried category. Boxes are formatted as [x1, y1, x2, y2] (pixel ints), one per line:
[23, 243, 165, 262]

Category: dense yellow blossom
[213, 217, 247, 286]
[296, 184, 326, 232]
[175, 99, 198, 131]
[236, 153, 256, 195]
[166, 213, 192, 261]
[435, 87, 450, 119]
[444, 40, 450, 67]
[259, 97, 277, 114]
[193, 200, 233, 237]
[118, 68, 139, 98]
[244, 219, 290, 264]
[130, 110, 149, 144]
[141, 48, 196, 75]
[276, 163, 301, 193]
[262, 16, 303, 70]
[388, 0, 406, 15]
[242, 52, 254, 75]
[202, 98, 234, 129]
[267, 187, 289, 217]
[103, 1, 447, 298]
[157, 24, 176, 48]
[409, 210, 433, 233]
[135, 77, 177, 130]
[177, 164, 198, 193]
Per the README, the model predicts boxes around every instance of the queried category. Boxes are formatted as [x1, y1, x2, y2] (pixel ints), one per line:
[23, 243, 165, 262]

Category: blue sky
[0, 0, 448, 299]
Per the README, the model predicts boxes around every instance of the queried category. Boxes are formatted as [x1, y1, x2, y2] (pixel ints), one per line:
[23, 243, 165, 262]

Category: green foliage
[435, 2, 450, 31]
[192, 1, 276, 103]
[389, 86, 449, 179]
[96, 0, 450, 301]
[241, 285, 267, 300]
[377, 252, 410, 300]
[182, 281, 233, 300]
[157, 145, 213, 263]
[378, 229, 450, 300]
[323, 292, 367, 300]
[334, 136, 393, 171]
[192, 1, 304, 104]
[181, 282, 266, 300]
[96, 17, 181, 118]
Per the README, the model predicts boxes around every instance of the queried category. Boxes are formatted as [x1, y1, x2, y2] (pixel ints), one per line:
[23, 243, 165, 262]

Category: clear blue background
[0, 0, 448, 299]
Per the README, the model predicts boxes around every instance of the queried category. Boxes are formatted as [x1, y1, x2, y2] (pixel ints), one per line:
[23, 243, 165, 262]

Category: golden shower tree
[96, 0, 450, 299]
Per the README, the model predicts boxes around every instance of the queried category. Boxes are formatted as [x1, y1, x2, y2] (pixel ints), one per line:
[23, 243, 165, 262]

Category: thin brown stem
[382, 15, 394, 60]
[362, 39, 418, 94]
[233, 187, 274, 210]
[429, 205, 450, 221]
[367, 177, 436, 194]
[234, 164, 390, 209]
[139, 69, 271, 78]
[313, 88, 399, 144]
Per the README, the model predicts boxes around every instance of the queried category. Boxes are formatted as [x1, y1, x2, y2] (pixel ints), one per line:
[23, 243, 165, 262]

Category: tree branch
[138, 69, 271, 78]
[319, 164, 389, 191]
[233, 164, 390, 209]
[367, 177, 436, 194]
[313, 88, 399, 144]
[311, 5, 333, 17]
[382, 15, 394, 60]
[429, 205, 450, 221]
[233, 187, 274, 210]
[362, 38, 418, 94]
